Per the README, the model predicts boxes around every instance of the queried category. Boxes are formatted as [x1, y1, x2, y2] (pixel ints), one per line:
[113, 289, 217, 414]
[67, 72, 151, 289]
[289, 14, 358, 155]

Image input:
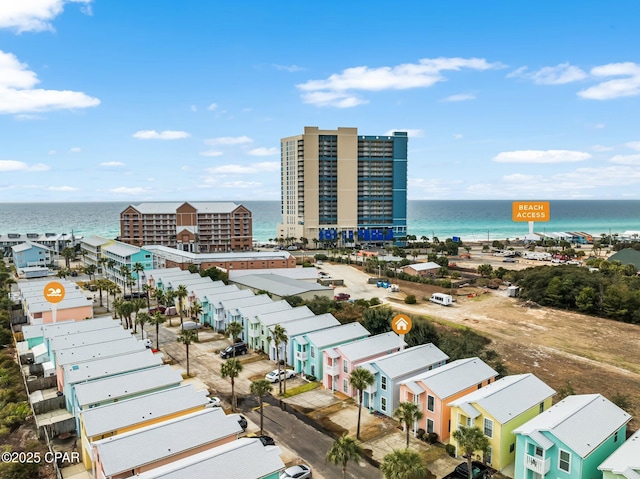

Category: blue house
[12, 241, 54, 269]
[291, 322, 369, 379]
[514, 394, 631, 479]
[360, 344, 449, 417]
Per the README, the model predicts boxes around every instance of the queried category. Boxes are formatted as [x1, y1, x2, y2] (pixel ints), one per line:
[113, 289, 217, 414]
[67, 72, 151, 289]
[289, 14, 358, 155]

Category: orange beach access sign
[512, 202, 550, 222]
[43, 281, 66, 304]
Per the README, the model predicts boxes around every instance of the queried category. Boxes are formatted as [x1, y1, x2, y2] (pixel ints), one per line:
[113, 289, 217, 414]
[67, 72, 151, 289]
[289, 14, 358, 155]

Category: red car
[334, 293, 350, 301]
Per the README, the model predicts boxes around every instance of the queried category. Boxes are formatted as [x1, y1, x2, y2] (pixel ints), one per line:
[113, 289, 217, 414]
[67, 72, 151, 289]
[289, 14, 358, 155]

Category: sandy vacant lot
[324, 263, 640, 430]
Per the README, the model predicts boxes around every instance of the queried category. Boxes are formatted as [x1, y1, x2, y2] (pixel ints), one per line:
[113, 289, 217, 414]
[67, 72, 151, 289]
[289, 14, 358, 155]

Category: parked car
[141, 338, 152, 349]
[181, 321, 203, 330]
[227, 413, 247, 430]
[280, 464, 312, 479]
[265, 369, 296, 383]
[334, 292, 350, 301]
[220, 342, 248, 359]
[443, 461, 489, 479]
[148, 306, 166, 314]
[205, 396, 222, 408]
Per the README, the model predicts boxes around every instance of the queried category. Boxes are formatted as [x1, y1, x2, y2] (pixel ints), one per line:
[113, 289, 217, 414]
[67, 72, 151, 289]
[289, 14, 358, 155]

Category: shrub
[427, 432, 438, 444]
[405, 295, 417, 304]
[445, 444, 456, 457]
[416, 428, 426, 441]
[369, 297, 381, 306]
[314, 254, 328, 261]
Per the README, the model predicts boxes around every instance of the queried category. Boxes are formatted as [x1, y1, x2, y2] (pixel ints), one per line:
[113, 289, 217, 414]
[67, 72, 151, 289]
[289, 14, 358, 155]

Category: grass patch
[281, 381, 320, 398]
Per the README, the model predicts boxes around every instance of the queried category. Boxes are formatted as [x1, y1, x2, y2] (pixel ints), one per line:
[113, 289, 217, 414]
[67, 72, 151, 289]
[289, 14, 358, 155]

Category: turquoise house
[291, 322, 369, 379]
[599, 429, 640, 479]
[514, 394, 630, 479]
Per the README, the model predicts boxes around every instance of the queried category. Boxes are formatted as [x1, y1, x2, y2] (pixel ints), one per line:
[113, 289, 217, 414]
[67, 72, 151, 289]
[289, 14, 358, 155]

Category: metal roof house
[132, 437, 285, 479]
[21, 315, 118, 349]
[514, 394, 631, 479]
[239, 299, 291, 350]
[292, 322, 370, 379]
[599, 429, 640, 479]
[399, 357, 498, 441]
[323, 331, 405, 396]
[270, 312, 341, 363]
[448, 373, 556, 472]
[360, 343, 450, 418]
[92, 408, 243, 479]
[230, 273, 333, 301]
[253, 305, 315, 354]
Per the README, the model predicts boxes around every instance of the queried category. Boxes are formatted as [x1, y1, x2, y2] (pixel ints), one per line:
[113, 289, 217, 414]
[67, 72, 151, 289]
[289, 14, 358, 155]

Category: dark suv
[220, 342, 248, 359]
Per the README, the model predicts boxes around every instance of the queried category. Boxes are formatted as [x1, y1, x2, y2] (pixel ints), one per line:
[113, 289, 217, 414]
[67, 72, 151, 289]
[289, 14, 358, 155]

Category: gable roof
[93, 408, 242, 476]
[280, 313, 340, 338]
[238, 299, 290, 321]
[22, 316, 116, 340]
[305, 322, 370, 349]
[48, 327, 131, 353]
[133, 438, 284, 479]
[132, 202, 240, 214]
[259, 305, 314, 327]
[599, 429, 640, 477]
[74, 366, 182, 407]
[514, 394, 631, 457]
[363, 344, 450, 379]
[55, 337, 146, 366]
[64, 349, 163, 385]
[608, 248, 640, 270]
[449, 373, 555, 424]
[12, 241, 53, 253]
[334, 332, 404, 362]
[231, 273, 331, 297]
[404, 261, 441, 271]
[81, 384, 208, 437]
[402, 357, 498, 398]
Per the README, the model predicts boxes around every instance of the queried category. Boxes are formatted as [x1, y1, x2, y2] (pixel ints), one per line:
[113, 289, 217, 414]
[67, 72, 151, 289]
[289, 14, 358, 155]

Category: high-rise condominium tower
[278, 127, 407, 248]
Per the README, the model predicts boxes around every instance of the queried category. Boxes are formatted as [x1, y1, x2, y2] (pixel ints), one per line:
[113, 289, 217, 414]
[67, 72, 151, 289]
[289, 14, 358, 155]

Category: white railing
[295, 350, 308, 361]
[325, 364, 339, 375]
[525, 454, 550, 475]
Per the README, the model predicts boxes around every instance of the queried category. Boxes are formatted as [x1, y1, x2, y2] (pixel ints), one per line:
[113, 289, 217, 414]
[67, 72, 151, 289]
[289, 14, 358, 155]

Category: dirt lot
[320, 260, 640, 431]
[390, 281, 640, 430]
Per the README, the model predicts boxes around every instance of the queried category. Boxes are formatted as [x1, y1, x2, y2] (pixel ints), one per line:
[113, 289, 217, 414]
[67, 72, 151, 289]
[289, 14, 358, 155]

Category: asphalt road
[245, 400, 383, 479]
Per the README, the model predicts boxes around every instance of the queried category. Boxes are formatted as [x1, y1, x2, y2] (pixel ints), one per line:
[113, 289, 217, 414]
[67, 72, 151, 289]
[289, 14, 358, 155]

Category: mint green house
[599, 429, 640, 479]
[514, 394, 631, 479]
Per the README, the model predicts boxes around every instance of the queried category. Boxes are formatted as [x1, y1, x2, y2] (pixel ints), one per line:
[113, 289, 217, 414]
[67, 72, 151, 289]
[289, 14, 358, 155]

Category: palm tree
[119, 264, 131, 297]
[190, 300, 203, 340]
[142, 283, 153, 310]
[61, 247, 75, 269]
[133, 262, 145, 293]
[136, 312, 151, 340]
[271, 324, 286, 395]
[164, 289, 176, 326]
[349, 367, 375, 440]
[118, 300, 135, 329]
[107, 283, 120, 312]
[131, 298, 146, 334]
[326, 434, 362, 479]
[84, 264, 97, 282]
[177, 329, 197, 376]
[380, 449, 426, 479]
[250, 379, 273, 435]
[95, 278, 109, 307]
[149, 311, 166, 350]
[452, 426, 490, 479]
[154, 287, 165, 309]
[221, 358, 243, 412]
[280, 328, 290, 395]
[394, 401, 424, 448]
[225, 321, 243, 357]
[175, 284, 188, 328]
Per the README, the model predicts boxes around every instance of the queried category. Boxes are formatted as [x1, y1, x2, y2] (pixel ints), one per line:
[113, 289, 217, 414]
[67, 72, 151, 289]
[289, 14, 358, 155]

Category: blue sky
[1, 1, 640, 202]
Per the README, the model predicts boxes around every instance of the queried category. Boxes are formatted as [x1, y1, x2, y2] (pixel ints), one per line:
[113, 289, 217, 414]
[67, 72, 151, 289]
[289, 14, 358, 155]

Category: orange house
[399, 357, 498, 442]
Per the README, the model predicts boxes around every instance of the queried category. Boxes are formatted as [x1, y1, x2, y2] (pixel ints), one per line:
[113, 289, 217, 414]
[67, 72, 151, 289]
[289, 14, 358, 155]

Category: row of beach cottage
[14, 268, 640, 479]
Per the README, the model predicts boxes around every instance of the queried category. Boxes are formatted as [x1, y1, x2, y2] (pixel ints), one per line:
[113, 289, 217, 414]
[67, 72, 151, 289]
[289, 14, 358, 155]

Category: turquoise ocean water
[1, 200, 639, 243]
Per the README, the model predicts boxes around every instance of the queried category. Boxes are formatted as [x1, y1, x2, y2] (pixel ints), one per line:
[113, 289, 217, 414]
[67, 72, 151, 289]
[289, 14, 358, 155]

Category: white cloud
[48, 185, 78, 191]
[0, 0, 92, 33]
[297, 57, 503, 107]
[609, 154, 640, 165]
[199, 150, 223, 157]
[453, 133, 463, 140]
[69, 147, 81, 153]
[206, 162, 279, 175]
[109, 186, 151, 195]
[0, 160, 50, 171]
[593, 123, 605, 129]
[100, 161, 125, 167]
[591, 145, 614, 152]
[221, 181, 263, 188]
[442, 93, 476, 102]
[132, 130, 190, 140]
[248, 147, 278, 156]
[578, 62, 640, 100]
[384, 129, 423, 137]
[625, 141, 640, 151]
[493, 149, 592, 163]
[204, 136, 253, 146]
[207, 103, 218, 111]
[273, 64, 304, 72]
[190, 105, 197, 112]
[48, 150, 56, 155]
[14, 113, 44, 121]
[0, 50, 100, 114]
[507, 63, 587, 85]
[503, 173, 538, 183]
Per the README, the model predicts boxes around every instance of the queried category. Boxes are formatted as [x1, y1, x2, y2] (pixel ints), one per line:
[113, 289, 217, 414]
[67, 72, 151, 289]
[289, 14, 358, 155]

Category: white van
[430, 293, 453, 306]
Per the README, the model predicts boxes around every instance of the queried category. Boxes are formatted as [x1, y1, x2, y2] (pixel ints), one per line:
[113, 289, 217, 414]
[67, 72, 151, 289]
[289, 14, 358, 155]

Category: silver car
[280, 464, 312, 479]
